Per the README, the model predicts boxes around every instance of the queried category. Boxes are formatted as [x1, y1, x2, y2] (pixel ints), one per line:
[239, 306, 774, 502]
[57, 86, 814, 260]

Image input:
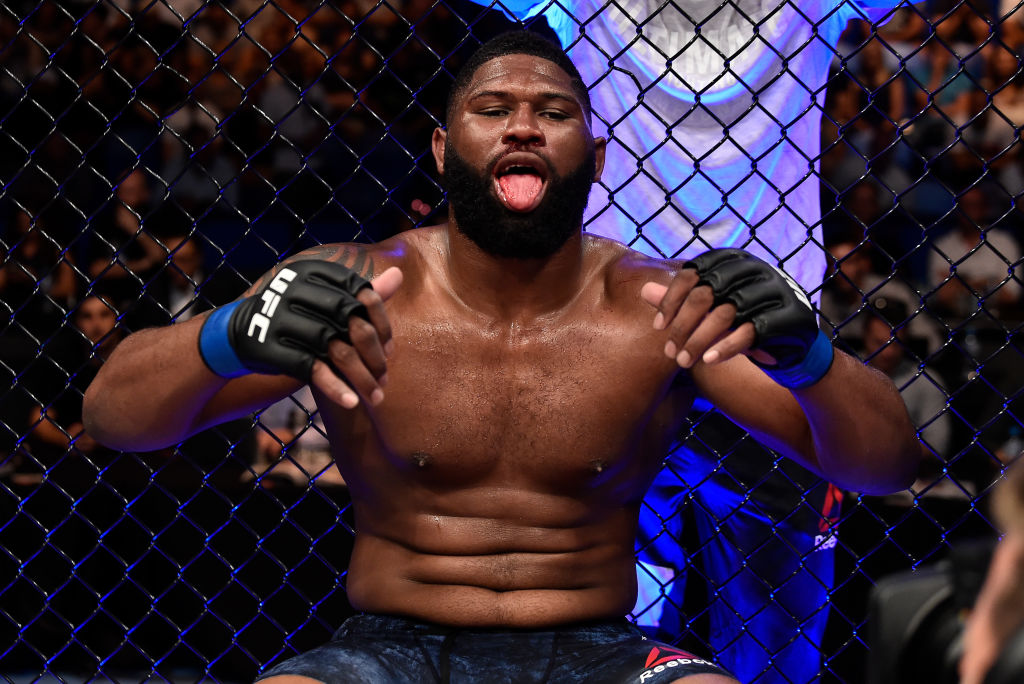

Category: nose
[501, 105, 544, 146]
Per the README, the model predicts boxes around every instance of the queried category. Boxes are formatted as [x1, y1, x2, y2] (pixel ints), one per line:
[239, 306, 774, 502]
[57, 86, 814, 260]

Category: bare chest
[323, 312, 686, 493]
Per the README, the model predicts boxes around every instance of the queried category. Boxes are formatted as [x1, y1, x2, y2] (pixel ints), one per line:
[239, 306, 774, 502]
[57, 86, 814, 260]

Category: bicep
[240, 241, 380, 299]
[691, 355, 819, 472]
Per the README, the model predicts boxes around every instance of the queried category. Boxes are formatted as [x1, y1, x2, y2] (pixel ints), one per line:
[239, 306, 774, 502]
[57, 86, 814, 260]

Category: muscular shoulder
[583, 234, 683, 302]
[247, 228, 436, 295]
[286, 233, 413, 279]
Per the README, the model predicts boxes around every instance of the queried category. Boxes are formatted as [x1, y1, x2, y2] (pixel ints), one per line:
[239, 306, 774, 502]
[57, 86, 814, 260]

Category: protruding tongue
[498, 173, 543, 211]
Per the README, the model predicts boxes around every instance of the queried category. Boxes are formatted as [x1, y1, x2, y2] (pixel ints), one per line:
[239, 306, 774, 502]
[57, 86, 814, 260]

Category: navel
[589, 459, 608, 474]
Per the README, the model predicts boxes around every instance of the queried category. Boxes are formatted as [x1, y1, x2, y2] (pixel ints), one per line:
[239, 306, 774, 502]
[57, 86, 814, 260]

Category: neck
[442, 222, 585, 321]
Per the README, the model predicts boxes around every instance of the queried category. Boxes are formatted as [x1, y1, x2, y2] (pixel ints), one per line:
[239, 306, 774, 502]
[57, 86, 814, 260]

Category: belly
[345, 497, 642, 627]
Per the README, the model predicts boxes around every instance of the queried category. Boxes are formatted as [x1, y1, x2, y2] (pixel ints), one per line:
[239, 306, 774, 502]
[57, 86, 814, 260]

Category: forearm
[82, 316, 230, 450]
[82, 256, 394, 450]
[793, 351, 920, 494]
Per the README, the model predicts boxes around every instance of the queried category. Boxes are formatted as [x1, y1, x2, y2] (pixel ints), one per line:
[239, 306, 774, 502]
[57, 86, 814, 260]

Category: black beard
[443, 144, 596, 260]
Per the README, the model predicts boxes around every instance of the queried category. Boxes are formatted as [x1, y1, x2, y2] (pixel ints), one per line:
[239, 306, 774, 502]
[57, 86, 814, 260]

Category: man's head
[956, 185, 991, 233]
[864, 296, 910, 374]
[827, 240, 872, 295]
[74, 295, 122, 355]
[116, 169, 150, 209]
[165, 234, 203, 289]
[445, 31, 591, 125]
[433, 32, 605, 260]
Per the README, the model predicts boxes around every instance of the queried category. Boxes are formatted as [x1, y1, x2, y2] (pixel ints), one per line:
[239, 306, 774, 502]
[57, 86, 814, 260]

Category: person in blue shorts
[83, 32, 919, 683]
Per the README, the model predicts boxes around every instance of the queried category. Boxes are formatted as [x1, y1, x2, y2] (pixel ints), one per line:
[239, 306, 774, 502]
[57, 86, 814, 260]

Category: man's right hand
[199, 261, 403, 409]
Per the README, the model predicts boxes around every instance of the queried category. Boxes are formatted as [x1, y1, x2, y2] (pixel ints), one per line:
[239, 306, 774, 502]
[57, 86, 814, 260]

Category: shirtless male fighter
[83, 32, 919, 684]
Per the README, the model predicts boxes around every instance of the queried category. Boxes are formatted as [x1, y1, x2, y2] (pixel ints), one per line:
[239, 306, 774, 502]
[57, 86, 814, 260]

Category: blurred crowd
[0, 0, 1022, 495]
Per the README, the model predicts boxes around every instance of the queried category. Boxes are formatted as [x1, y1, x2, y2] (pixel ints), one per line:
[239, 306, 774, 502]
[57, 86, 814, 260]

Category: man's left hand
[641, 249, 831, 388]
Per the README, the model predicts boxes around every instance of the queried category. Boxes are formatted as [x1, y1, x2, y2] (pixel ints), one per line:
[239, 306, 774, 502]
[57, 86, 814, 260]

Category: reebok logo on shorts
[645, 646, 697, 668]
[639, 645, 714, 681]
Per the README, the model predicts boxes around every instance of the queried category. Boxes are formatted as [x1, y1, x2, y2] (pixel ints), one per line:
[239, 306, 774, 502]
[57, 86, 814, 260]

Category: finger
[358, 286, 395, 358]
[364, 266, 401, 356]
[701, 322, 757, 365]
[641, 281, 668, 309]
[662, 283, 715, 361]
[650, 269, 700, 330]
[372, 266, 403, 301]
[641, 281, 669, 328]
[326, 338, 385, 406]
[675, 303, 738, 368]
[311, 359, 360, 409]
[347, 315, 388, 382]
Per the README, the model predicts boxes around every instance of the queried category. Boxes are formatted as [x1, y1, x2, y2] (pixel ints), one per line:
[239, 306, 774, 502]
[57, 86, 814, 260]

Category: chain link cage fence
[1, 0, 1022, 682]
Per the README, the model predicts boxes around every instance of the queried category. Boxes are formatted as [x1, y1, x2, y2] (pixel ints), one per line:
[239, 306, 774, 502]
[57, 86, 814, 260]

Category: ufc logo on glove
[248, 268, 297, 343]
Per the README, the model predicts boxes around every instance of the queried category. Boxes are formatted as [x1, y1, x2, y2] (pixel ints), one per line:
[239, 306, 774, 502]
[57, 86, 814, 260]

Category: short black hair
[445, 31, 591, 124]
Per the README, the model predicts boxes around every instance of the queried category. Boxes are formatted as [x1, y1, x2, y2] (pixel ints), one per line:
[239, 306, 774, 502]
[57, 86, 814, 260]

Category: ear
[432, 127, 447, 176]
[593, 136, 607, 183]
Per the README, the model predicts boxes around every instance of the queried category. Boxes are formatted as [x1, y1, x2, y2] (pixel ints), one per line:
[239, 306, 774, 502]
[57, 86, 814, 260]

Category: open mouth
[493, 154, 549, 213]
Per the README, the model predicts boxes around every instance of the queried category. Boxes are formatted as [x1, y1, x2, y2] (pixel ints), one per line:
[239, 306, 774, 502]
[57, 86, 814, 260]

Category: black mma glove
[198, 260, 372, 381]
[683, 248, 833, 388]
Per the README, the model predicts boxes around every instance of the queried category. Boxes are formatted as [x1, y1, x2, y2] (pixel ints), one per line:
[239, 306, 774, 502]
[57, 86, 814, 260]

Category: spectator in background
[904, 11, 984, 171]
[926, 184, 1022, 319]
[161, 102, 240, 216]
[832, 35, 911, 192]
[862, 295, 959, 498]
[964, 41, 1024, 198]
[126, 233, 212, 328]
[161, 234, 206, 322]
[0, 207, 77, 340]
[87, 169, 167, 306]
[1001, 0, 1024, 45]
[821, 233, 943, 359]
[247, 387, 342, 489]
[960, 455, 1024, 684]
[20, 294, 124, 488]
[135, 231, 254, 342]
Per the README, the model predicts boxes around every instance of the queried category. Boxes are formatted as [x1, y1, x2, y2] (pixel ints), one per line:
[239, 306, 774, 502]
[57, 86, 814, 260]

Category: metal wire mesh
[0, 0, 1022, 682]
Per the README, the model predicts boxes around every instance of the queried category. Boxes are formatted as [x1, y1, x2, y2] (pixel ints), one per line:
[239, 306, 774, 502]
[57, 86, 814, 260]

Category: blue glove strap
[198, 300, 250, 378]
[761, 330, 834, 389]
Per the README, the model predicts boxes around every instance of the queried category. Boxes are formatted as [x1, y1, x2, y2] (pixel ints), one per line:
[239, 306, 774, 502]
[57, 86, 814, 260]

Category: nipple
[411, 452, 432, 468]
[590, 459, 608, 474]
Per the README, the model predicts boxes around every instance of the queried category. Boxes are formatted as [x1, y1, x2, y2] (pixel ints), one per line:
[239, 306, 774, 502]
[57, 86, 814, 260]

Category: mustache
[485, 145, 556, 176]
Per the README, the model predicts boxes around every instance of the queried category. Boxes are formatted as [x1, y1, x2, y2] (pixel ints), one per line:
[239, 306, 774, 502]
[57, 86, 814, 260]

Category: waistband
[335, 613, 639, 639]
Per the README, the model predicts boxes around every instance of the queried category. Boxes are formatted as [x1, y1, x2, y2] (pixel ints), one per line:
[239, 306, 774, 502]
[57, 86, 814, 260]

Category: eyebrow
[467, 90, 580, 108]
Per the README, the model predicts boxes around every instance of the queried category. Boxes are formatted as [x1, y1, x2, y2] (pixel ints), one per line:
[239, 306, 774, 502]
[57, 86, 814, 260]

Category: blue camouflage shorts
[255, 614, 735, 683]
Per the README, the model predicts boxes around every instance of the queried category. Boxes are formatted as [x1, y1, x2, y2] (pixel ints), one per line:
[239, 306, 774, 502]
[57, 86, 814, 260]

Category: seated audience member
[87, 169, 167, 305]
[960, 456, 1024, 684]
[862, 296, 960, 497]
[129, 233, 213, 329]
[0, 207, 77, 340]
[926, 184, 1022, 319]
[821, 236, 942, 358]
[248, 386, 342, 488]
[21, 295, 124, 488]
[968, 42, 1024, 198]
